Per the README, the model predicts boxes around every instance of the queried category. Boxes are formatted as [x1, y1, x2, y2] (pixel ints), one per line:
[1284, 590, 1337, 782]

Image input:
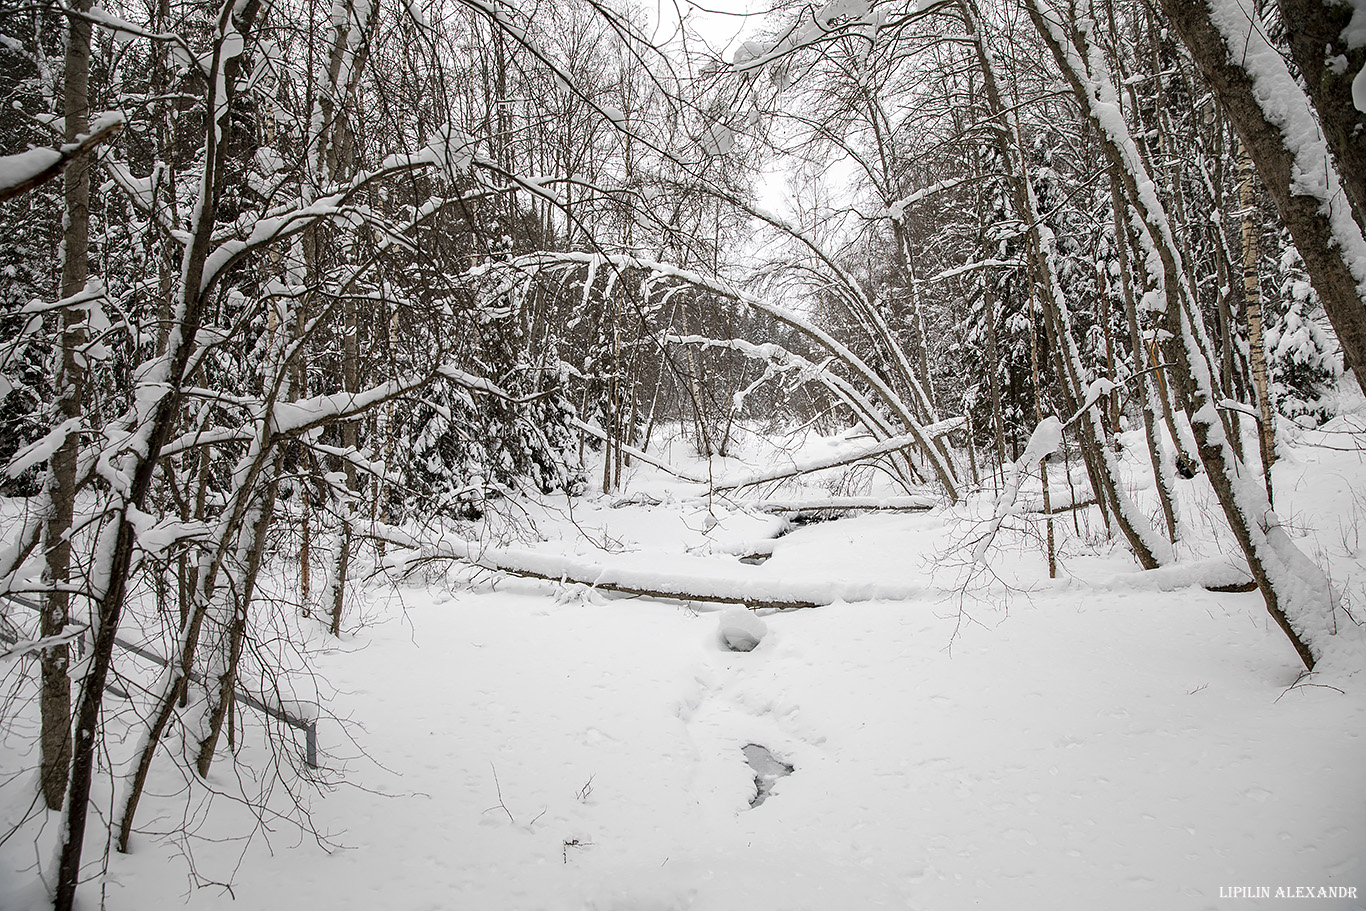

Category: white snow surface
[1, 419, 1365, 910]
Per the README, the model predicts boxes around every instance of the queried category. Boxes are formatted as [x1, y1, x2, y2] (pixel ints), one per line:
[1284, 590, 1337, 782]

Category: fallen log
[372, 523, 923, 610]
[738, 495, 937, 513]
[1018, 496, 1098, 515]
[1086, 557, 1256, 594]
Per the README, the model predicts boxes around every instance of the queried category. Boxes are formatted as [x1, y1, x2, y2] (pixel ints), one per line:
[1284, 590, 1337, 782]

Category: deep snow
[2, 415, 1364, 910]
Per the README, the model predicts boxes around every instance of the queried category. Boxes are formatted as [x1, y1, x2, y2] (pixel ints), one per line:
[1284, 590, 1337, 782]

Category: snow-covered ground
[2, 415, 1365, 910]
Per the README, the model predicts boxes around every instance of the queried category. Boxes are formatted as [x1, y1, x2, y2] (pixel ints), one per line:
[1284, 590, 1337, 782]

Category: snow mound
[718, 606, 768, 652]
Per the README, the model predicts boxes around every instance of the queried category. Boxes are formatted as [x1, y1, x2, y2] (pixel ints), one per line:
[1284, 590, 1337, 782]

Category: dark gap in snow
[738, 553, 770, 565]
[1205, 580, 1258, 593]
[772, 513, 834, 537]
[1175, 453, 1200, 479]
[610, 493, 662, 509]
[743, 744, 793, 807]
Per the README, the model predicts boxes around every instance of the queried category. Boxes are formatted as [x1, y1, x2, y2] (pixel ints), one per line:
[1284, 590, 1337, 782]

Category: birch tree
[1026, 0, 1343, 670]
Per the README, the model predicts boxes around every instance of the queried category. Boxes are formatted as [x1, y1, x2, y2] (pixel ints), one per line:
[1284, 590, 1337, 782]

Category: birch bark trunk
[1029, 0, 1334, 669]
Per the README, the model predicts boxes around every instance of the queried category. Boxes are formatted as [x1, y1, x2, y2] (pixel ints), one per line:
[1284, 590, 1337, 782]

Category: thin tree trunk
[679, 300, 715, 457]
[196, 473, 280, 776]
[56, 3, 264, 906]
[296, 253, 313, 609]
[1211, 123, 1246, 463]
[965, 410, 980, 487]
[1111, 175, 1179, 545]
[982, 280, 1008, 485]
[329, 291, 359, 637]
[1027, 292, 1056, 578]
[197, 291, 295, 774]
[39, 0, 93, 812]
[1238, 141, 1276, 502]
[319, 0, 372, 636]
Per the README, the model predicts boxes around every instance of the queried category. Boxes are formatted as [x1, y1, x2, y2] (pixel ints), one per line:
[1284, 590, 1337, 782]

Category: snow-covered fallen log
[376, 525, 924, 610]
[1084, 558, 1255, 594]
[1018, 496, 1097, 515]
[736, 495, 937, 513]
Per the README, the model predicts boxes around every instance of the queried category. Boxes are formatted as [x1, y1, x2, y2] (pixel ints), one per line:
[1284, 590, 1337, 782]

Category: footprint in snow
[743, 743, 793, 807]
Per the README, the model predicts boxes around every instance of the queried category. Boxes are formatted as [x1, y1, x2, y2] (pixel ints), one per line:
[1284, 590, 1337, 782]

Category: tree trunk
[39, 0, 94, 812]
[55, 3, 264, 906]
[1026, 292, 1057, 578]
[318, 0, 371, 637]
[1158, 0, 1366, 396]
[196, 474, 280, 776]
[981, 280, 1008, 485]
[1238, 141, 1276, 502]
[1211, 122, 1246, 463]
[329, 290, 360, 637]
[197, 293, 295, 774]
[1276, 0, 1366, 235]
[1110, 174, 1180, 545]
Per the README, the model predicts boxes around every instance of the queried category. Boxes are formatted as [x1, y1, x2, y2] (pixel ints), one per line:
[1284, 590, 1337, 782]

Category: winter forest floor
[3, 408, 1366, 910]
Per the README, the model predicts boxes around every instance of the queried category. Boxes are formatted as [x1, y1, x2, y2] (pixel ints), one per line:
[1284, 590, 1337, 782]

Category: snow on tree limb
[511, 251, 959, 497]
[712, 425, 961, 492]
[0, 113, 124, 203]
[569, 418, 707, 482]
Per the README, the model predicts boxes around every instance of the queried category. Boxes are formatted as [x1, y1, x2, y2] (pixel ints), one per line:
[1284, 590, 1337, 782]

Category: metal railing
[1, 593, 318, 768]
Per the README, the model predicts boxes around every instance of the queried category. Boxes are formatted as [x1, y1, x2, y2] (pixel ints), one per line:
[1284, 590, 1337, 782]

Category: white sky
[640, 0, 770, 61]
